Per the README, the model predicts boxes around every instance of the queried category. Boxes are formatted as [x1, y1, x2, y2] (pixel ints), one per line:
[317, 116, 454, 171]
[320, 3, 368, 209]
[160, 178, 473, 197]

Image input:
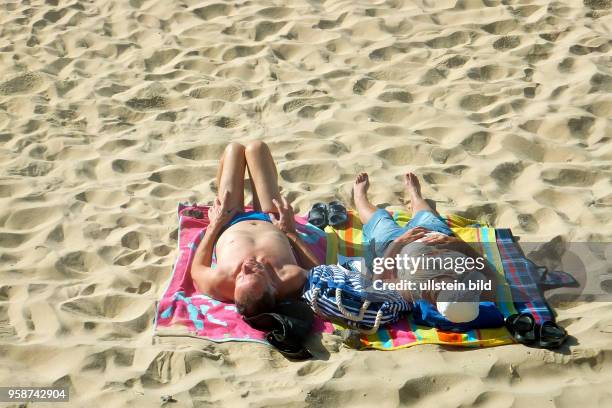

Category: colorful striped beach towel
[325, 209, 515, 350]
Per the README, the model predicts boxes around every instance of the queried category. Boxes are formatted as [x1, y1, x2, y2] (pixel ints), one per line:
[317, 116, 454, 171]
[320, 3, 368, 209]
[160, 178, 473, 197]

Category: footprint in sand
[377, 90, 412, 103]
[460, 94, 498, 111]
[254, 21, 287, 41]
[221, 45, 265, 61]
[541, 167, 596, 187]
[193, 3, 232, 20]
[121, 231, 142, 250]
[493, 36, 520, 50]
[460, 131, 491, 154]
[144, 49, 181, 71]
[176, 144, 227, 161]
[590, 73, 612, 93]
[189, 85, 241, 101]
[482, 19, 518, 35]
[0, 72, 44, 95]
[426, 31, 470, 49]
[0, 232, 29, 249]
[567, 116, 595, 139]
[490, 162, 524, 188]
[126, 96, 169, 111]
[467, 65, 507, 81]
[280, 162, 339, 184]
[211, 116, 240, 128]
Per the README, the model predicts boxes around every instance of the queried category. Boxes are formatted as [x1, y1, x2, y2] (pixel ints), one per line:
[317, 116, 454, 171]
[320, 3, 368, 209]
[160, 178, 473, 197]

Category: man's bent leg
[363, 209, 406, 257]
[217, 142, 246, 212]
[245, 141, 282, 213]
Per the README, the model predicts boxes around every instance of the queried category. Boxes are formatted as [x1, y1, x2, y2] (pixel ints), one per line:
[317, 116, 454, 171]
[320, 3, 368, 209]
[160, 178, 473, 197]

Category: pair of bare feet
[353, 171, 433, 225]
[354, 171, 422, 201]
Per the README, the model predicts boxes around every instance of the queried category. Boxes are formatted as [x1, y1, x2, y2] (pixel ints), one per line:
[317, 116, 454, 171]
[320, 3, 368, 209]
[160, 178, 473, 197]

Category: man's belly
[216, 220, 297, 268]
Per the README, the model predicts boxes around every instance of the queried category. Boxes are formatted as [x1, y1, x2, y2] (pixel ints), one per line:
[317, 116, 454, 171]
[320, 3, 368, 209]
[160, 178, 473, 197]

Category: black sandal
[538, 321, 567, 349]
[328, 200, 348, 227]
[307, 202, 328, 229]
[505, 313, 537, 345]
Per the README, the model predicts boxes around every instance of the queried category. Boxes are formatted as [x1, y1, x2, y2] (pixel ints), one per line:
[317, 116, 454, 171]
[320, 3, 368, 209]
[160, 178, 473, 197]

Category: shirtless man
[190, 141, 319, 317]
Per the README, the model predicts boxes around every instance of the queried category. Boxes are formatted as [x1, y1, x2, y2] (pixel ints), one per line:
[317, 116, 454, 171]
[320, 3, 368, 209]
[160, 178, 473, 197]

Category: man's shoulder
[192, 268, 234, 302]
[192, 263, 230, 286]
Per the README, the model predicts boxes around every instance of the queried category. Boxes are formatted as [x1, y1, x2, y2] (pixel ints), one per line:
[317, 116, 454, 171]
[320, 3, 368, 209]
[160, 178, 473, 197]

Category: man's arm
[286, 231, 320, 269]
[269, 197, 321, 269]
[192, 222, 223, 268]
[377, 227, 428, 281]
[192, 192, 237, 267]
[190, 192, 238, 295]
[190, 224, 220, 296]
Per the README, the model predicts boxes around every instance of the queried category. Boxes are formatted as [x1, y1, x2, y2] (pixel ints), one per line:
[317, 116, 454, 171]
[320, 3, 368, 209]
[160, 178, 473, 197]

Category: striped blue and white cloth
[302, 264, 412, 331]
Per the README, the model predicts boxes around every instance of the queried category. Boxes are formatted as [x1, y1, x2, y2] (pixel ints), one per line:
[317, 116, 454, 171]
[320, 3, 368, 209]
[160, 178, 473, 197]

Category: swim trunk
[363, 209, 453, 258]
[226, 211, 272, 228]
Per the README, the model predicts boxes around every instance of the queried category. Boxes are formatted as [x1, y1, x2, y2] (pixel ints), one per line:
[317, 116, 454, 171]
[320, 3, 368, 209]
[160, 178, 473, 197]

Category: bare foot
[353, 172, 370, 200]
[404, 172, 422, 198]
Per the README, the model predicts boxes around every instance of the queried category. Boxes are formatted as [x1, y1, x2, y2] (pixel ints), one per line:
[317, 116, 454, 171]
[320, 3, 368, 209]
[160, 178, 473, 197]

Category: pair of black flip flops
[307, 201, 348, 230]
[505, 313, 568, 349]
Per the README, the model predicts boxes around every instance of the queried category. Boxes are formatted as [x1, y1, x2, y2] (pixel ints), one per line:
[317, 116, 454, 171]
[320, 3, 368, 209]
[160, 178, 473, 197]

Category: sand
[1, 0, 611, 406]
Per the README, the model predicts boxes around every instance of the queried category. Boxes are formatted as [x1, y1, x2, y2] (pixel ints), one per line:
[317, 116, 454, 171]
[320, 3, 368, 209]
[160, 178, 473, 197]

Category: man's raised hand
[269, 196, 296, 234]
[207, 190, 238, 227]
[395, 227, 429, 245]
[420, 233, 473, 253]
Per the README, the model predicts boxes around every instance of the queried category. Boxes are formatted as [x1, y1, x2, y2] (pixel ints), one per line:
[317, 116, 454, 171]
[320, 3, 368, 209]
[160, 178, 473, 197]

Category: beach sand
[1, 0, 611, 406]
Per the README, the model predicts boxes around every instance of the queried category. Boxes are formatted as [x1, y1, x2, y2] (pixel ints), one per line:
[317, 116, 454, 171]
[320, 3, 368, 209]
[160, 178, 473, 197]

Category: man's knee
[245, 140, 269, 155]
[225, 142, 246, 156]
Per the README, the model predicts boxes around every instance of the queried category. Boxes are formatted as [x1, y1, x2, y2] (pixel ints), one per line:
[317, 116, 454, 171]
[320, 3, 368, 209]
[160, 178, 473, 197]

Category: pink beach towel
[153, 203, 333, 344]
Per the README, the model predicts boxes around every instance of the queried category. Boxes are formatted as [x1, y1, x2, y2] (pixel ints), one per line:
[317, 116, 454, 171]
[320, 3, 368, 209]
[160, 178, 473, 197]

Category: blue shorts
[363, 209, 453, 258]
[226, 211, 271, 228]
